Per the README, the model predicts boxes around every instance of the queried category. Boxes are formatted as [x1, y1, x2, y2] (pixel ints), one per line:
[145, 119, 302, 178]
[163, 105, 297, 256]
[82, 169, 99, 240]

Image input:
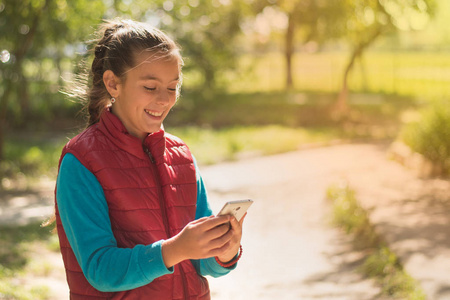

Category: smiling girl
[54, 19, 245, 299]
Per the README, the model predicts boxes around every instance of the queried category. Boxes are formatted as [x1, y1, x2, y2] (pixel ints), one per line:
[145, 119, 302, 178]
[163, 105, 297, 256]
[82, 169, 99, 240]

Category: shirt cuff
[203, 256, 237, 278]
[138, 240, 174, 281]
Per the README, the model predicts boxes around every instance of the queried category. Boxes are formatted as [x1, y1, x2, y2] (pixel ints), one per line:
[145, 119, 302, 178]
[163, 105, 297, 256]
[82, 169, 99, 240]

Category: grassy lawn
[169, 125, 340, 165]
[1, 88, 413, 185]
[1, 132, 67, 189]
[219, 51, 450, 99]
[0, 221, 59, 300]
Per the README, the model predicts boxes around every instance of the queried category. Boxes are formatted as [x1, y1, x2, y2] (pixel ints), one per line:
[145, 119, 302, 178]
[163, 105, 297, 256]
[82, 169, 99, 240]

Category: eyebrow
[139, 75, 180, 82]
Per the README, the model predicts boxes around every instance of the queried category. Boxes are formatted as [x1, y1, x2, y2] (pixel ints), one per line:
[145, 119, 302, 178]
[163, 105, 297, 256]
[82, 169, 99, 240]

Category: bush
[327, 184, 426, 299]
[400, 100, 450, 174]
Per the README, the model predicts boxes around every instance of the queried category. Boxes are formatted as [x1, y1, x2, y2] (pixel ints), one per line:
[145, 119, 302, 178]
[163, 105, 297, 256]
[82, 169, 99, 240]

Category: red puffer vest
[55, 110, 210, 299]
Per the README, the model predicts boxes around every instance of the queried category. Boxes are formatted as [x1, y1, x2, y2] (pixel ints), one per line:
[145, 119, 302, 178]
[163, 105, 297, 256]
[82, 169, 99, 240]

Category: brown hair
[71, 18, 183, 126]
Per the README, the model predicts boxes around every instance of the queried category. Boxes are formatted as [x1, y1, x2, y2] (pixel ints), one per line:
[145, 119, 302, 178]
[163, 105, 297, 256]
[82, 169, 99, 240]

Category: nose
[156, 90, 171, 106]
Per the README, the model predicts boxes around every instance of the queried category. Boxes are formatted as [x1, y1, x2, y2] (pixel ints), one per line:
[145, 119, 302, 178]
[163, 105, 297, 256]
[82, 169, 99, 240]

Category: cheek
[170, 95, 178, 106]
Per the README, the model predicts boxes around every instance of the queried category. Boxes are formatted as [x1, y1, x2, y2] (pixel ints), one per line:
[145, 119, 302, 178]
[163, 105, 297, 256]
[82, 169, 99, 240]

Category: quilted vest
[55, 110, 210, 299]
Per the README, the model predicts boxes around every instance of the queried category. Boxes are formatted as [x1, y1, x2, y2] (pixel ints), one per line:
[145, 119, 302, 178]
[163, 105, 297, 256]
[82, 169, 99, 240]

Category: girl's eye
[144, 86, 156, 91]
[168, 88, 177, 92]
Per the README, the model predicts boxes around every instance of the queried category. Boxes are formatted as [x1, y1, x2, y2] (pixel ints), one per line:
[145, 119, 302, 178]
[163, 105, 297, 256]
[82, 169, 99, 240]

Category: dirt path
[3, 142, 449, 299]
[202, 143, 391, 300]
[202, 143, 450, 300]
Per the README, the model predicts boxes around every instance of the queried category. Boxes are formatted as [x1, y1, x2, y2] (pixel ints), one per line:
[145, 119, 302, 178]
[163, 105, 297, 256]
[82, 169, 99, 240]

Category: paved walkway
[2, 143, 449, 299]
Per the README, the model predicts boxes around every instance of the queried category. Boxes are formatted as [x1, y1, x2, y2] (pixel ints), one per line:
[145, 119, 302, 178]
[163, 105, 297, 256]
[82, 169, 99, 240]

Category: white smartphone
[217, 199, 253, 222]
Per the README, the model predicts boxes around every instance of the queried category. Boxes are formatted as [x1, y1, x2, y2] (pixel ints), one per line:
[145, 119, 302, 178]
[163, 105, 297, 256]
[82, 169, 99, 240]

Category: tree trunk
[358, 55, 368, 92]
[0, 79, 12, 161]
[19, 70, 31, 126]
[285, 12, 295, 90]
[334, 27, 383, 118]
[335, 47, 360, 115]
[203, 64, 216, 92]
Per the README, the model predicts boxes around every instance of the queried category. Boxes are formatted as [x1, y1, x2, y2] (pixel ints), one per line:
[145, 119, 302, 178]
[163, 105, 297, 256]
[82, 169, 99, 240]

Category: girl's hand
[215, 213, 246, 264]
[162, 215, 237, 268]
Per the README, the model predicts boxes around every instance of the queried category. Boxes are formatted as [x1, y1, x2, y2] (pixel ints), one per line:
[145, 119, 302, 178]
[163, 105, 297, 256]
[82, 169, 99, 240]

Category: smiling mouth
[145, 109, 163, 117]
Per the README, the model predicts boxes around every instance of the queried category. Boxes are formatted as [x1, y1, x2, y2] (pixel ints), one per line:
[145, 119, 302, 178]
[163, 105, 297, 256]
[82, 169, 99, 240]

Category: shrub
[400, 100, 450, 174]
[327, 184, 426, 299]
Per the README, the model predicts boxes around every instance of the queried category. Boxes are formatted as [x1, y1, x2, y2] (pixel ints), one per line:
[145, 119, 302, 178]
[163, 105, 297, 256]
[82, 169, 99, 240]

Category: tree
[151, 0, 246, 91]
[103, 0, 248, 94]
[334, 0, 436, 116]
[0, 0, 50, 161]
[251, 0, 345, 90]
[0, 0, 106, 160]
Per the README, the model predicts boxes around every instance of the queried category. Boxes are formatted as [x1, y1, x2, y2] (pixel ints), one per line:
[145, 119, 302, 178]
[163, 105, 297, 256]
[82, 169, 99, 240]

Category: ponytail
[85, 24, 120, 126]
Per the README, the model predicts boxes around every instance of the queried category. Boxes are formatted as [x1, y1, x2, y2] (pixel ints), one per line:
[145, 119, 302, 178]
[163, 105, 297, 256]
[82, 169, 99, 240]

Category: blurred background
[1, 0, 449, 299]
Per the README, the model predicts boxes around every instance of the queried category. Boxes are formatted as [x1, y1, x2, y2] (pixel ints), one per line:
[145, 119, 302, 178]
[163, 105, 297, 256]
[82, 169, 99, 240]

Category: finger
[201, 215, 231, 230]
[239, 213, 247, 226]
[204, 222, 230, 241]
[229, 215, 244, 231]
[208, 241, 231, 257]
[190, 216, 213, 225]
[209, 229, 233, 250]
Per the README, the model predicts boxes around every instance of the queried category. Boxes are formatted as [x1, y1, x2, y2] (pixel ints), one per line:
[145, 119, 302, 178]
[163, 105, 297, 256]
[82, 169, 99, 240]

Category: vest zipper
[144, 147, 171, 237]
[144, 147, 189, 299]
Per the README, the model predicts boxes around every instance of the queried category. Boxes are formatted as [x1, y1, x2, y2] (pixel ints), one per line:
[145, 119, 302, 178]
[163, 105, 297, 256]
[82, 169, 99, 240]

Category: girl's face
[109, 52, 180, 140]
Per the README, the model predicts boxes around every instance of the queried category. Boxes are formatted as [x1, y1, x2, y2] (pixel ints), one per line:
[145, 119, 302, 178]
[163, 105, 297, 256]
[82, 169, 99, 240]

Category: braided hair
[70, 19, 183, 126]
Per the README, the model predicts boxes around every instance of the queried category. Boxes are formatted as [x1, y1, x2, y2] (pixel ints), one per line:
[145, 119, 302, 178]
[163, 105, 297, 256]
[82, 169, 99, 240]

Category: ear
[103, 70, 121, 97]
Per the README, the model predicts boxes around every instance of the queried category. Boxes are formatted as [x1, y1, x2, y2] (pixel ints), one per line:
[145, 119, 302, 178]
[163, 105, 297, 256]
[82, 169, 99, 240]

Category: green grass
[0, 222, 53, 271]
[0, 133, 67, 186]
[0, 221, 56, 300]
[3, 90, 405, 179]
[168, 125, 340, 165]
[400, 99, 450, 175]
[362, 247, 426, 299]
[6, 50, 441, 180]
[0, 282, 50, 300]
[167, 91, 410, 165]
[326, 184, 426, 299]
[217, 51, 450, 100]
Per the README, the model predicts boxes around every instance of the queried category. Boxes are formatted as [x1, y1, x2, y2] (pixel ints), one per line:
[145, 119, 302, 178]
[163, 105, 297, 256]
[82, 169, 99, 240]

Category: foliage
[143, 0, 248, 91]
[250, 0, 347, 88]
[362, 247, 426, 299]
[0, 221, 53, 300]
[327, 184, 426, 299]
[0, 221, 53, 270]
[332, 0, 437, 59]
[400, 100, 450, 173]
[332, 0, 436, 113]
[326, 184, 379, 248]
[0, 90, 408, 181]
[0, 282, 50, 300]
[169, 125, 338, 165]
[0, 0, 106, 123]
[222, 51, 450, 99]
[0, 133, 67, 182]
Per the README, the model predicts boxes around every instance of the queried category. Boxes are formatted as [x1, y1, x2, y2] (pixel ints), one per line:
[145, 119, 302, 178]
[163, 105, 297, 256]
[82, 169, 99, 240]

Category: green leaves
[401, 100, 450, 171]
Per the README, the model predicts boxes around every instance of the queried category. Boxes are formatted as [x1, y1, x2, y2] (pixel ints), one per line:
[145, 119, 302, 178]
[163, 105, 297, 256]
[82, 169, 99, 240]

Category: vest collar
[98, 109, 166, 161]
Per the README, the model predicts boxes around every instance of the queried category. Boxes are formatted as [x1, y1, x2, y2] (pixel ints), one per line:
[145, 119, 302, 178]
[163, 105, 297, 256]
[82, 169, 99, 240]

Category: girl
[54, 19, 245, 299]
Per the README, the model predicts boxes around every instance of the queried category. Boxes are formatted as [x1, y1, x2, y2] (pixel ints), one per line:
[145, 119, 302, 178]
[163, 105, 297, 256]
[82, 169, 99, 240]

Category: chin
[147, 125, 163, 134]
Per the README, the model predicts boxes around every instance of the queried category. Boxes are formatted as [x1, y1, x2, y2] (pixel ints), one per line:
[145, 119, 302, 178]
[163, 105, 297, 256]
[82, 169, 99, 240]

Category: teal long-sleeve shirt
[56, 153, 234, 293]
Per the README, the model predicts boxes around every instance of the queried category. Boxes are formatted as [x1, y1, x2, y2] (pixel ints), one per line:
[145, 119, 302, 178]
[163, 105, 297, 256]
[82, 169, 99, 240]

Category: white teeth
[145, 109, 163, 117]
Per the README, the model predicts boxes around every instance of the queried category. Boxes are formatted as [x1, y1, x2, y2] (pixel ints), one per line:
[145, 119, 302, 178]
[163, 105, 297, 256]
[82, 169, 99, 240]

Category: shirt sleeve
[191, 156, 237, 276]
[56, 153, 173, 292]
